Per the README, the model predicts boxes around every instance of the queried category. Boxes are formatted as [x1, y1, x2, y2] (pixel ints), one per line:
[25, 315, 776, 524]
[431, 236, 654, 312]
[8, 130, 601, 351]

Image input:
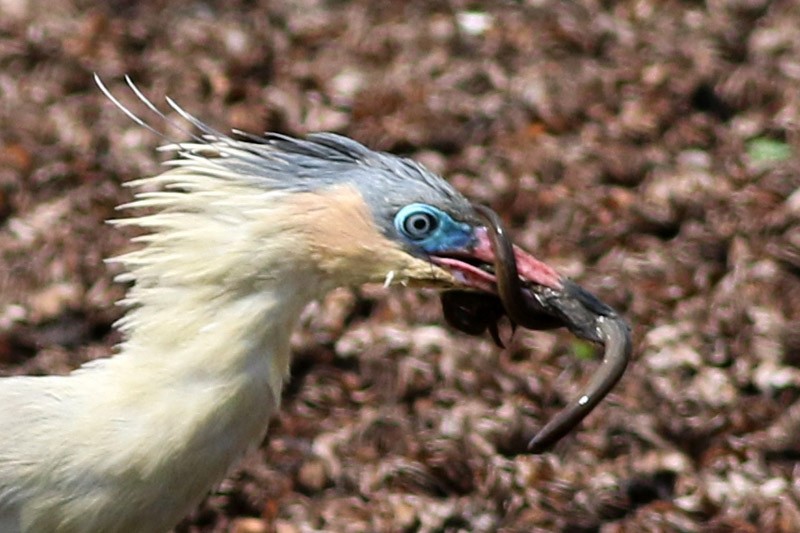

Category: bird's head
[207, 132, 563, 298]
[98, 75, 561, 303]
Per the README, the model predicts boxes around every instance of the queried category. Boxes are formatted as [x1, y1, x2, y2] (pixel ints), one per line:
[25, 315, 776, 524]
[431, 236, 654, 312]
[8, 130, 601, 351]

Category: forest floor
[1, 1, 800, 531]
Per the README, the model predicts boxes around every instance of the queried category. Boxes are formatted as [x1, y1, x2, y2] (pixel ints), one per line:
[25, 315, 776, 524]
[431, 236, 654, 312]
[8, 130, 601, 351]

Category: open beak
[430, 227, 563, 294]
[429, 226, 567, 344]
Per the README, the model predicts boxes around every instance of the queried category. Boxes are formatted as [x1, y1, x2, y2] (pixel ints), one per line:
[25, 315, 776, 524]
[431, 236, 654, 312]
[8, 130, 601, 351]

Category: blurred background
[1, 1, 799, 531]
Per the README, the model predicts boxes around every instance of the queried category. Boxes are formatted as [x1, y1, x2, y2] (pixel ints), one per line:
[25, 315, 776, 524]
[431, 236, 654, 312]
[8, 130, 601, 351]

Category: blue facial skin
[394, 203, 475, 255]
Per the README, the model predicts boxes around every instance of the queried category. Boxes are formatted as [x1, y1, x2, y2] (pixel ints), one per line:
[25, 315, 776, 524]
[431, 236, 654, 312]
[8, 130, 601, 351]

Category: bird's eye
[395, 204, 441, 240]
[403, 212, 437, 238]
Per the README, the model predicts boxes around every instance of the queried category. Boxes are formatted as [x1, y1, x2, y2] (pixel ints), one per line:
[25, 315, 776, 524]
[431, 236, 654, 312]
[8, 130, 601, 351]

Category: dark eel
[440, 205, 632, 453]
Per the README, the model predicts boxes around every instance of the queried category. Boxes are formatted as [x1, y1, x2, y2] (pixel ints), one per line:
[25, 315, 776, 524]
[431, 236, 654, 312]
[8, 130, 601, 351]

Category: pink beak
[431, 227, 563, 294]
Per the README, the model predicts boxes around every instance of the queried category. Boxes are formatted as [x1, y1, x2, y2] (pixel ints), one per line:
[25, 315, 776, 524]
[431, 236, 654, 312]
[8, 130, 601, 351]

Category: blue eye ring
[395, 204, 441, 241]
[394, 203, 475, 253]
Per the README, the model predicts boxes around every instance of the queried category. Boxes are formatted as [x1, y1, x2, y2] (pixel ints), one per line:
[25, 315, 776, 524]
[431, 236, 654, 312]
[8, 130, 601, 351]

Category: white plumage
[0, 77, 634, 530]
[0, 158, 322, 531]
[0, 99, 474, 530]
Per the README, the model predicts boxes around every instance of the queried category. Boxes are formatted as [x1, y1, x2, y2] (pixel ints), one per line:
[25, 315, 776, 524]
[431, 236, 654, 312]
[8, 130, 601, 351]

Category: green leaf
[747, 138, 792, 164]
[571, 340, 595, 361]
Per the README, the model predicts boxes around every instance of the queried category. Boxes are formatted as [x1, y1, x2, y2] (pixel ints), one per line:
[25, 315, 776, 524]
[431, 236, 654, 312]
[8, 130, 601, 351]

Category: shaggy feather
[0, 79, 475, 532]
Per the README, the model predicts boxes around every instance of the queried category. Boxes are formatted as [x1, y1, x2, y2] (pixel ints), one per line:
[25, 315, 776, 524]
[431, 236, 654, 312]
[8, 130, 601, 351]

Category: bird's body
[1, 108, 554, 531]
[0, 74, 591, 532]
[0, 146, 326, 532]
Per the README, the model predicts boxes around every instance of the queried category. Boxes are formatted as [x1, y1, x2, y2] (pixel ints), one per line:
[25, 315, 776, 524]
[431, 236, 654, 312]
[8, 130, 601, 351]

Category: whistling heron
[0, 77, 630, 533]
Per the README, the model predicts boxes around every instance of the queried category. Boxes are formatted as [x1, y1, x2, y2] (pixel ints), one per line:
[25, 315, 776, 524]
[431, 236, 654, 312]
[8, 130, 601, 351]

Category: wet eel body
[440, 205, 632, 452]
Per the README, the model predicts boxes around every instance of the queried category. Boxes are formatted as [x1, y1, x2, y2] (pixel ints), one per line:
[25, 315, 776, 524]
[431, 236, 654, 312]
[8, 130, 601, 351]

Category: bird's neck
[32, 181, 336, 529]
[64, 276, 323, 528]
[111, 279, 316, 409]
[107, 185, 329, 409]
